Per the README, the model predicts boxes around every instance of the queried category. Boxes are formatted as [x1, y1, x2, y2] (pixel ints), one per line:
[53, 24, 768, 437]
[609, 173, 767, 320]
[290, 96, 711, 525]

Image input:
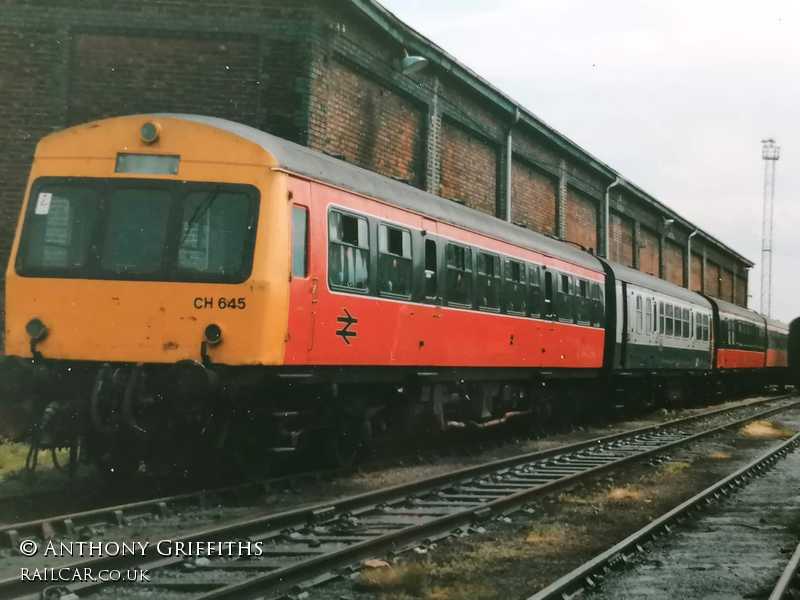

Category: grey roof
[346, 0, 754, 268]
[168, 114, 604, 273]
[710, 296, 766, 325]
[601, 259, 711, 308]
[766, 318, 789, 333]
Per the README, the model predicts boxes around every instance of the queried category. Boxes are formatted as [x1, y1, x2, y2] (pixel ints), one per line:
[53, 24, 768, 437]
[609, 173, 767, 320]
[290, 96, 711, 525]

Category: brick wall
[664, 239, 684, 287]
[720, 269, 733, 302]
[510, 159, 556, 235]
[70, 33, 261, 127]
[705, 261, 721, 298]
[609, 211, 634, 267]
[690, 253, 703, 292]
[313, 59, 425, 187]
[735, 274, 747, 306]
[439, 119, 497, 214]
[565, 187, 598, 253]
[638, 226, 660, 277]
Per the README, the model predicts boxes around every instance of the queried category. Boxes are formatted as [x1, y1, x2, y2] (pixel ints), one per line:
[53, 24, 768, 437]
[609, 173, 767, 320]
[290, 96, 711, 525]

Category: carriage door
[287, 178, 314, 357]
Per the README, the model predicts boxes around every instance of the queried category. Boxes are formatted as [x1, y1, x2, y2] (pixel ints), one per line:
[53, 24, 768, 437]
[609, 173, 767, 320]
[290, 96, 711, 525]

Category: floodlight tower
[760, 138, 780, 317]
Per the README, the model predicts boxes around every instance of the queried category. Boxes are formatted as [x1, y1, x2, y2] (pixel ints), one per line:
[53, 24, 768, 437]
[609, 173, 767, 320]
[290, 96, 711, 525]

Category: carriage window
[703, 314, 710, 341]
[560, 274, 570, 294]
[665, 303, 674, 336]
[544, 271, 554, 305]
[682, 308, 690, 338]
[645, 298, 653, 332]
[635, 295, 643, 333]
[659, 301, 665, 334]
[578, 280, 588, 298]
[696, 313, 702, 339]
[424, 239, 438, 300]
[378, 224, 412, 297]
[446, 243, 472, 306]
[291, 206, 308, 278]
[529, 264, 540, 287]
[329, 210, 369, 291]
[504, 258, 527, 315]
[477, 252, 501, 310]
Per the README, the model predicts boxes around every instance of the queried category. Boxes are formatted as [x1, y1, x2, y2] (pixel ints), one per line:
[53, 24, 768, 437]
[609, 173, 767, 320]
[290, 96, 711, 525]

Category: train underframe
[0, 357, 791, 479]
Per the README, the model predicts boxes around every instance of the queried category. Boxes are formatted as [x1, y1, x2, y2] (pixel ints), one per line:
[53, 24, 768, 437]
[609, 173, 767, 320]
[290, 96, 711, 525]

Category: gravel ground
[587, 431, 800, 599]
[317, 406, 800, 600]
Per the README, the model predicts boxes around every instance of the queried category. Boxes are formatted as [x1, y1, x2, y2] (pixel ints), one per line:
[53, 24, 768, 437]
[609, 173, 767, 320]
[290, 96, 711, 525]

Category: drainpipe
[505, 106, 521, 222]
[687, 229, 699, 290]
[603, 177, 623, 259]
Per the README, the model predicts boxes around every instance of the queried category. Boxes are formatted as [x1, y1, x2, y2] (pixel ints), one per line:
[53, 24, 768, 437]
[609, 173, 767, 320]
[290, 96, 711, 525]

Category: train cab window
[477, 252, 501, 310]
[446, 243, 473, 306]
[424, 239, 438, 301]
[665, 304, 674, 336]
[291, 206, 308, 278]
[504, 259, 527, 316]
[682, 308, 690, 338]
[378, 224, 412, 297]
[659, 301, 665, 334]
[328, 210, 369, 291]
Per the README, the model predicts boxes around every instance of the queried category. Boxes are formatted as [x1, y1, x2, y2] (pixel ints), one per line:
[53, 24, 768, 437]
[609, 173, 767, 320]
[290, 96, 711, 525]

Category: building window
[291, 206, 308, 278]
[477, 252, 501, 310]
[446, 243, 472, 306]
[378, 223, 412, 297]
[328, 210, 369, 291]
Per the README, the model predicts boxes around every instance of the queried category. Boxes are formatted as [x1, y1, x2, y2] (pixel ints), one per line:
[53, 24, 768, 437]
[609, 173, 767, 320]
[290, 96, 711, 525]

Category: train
[0, 114, 794, 477]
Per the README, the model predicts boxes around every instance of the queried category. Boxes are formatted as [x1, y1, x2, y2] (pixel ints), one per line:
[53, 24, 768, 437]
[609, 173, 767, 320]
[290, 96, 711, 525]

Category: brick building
[0, 0, 752, 324]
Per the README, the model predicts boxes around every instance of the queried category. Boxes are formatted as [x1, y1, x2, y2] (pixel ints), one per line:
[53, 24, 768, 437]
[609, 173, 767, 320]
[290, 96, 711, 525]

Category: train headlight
[25, 318, 48, 342]
[140, 121, 160, 144]
[204, 324, 222, 346]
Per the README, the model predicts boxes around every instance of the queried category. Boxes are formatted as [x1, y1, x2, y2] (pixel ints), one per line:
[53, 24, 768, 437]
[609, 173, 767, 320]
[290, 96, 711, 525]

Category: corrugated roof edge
[349, 0, 754, 267]
[163, 114, 603, 273]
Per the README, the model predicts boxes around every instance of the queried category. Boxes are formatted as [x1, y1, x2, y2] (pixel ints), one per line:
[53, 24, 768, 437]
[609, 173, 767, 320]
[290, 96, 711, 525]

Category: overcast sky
[380, 0, 799, 323]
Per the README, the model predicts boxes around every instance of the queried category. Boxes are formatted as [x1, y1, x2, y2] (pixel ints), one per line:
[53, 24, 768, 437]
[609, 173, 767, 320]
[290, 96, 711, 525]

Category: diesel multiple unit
[1, 115, 792, 475]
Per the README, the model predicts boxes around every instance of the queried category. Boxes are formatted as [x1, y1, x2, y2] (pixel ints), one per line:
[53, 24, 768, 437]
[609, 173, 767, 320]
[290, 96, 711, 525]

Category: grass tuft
[740, 420, 794, 440]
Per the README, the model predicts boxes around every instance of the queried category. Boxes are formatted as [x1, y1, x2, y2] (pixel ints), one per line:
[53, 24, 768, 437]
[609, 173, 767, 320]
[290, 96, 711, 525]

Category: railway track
[2, 394, 798, 600]
[770, 540, 800, 600]
[527, 427, 800, 600]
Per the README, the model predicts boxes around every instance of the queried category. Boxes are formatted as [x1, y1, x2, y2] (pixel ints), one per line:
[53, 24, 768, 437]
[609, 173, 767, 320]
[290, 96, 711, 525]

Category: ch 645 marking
[336, 309, 358, 344]
[193, 297, 247, 310]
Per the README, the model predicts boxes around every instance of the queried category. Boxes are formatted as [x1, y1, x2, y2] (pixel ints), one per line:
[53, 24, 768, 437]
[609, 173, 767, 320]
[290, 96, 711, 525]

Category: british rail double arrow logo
[336, 309, 358, 345]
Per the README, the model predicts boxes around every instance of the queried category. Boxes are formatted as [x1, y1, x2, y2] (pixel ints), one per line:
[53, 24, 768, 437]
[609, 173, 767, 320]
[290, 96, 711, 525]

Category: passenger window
[645, 298, 653, 332]
[477, 252, 501, 310]
[504, 259, 527, 315]
[659, 301, 665, 334]
[682, 308, 690, 338]
[544, 271, 554, 306]
[378, 224, 412, 297]
[560, 274, 570, 294]
[291, 206, 308, 278]
[665, 304, 674, 336]
[529, 264, 543, 317]
[579, 280, 588, 298]
[635, 295, 643, 333]
[446, 243, 473, 306]
[328, 210, 369, 291]
[424, 239, 438, 300]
